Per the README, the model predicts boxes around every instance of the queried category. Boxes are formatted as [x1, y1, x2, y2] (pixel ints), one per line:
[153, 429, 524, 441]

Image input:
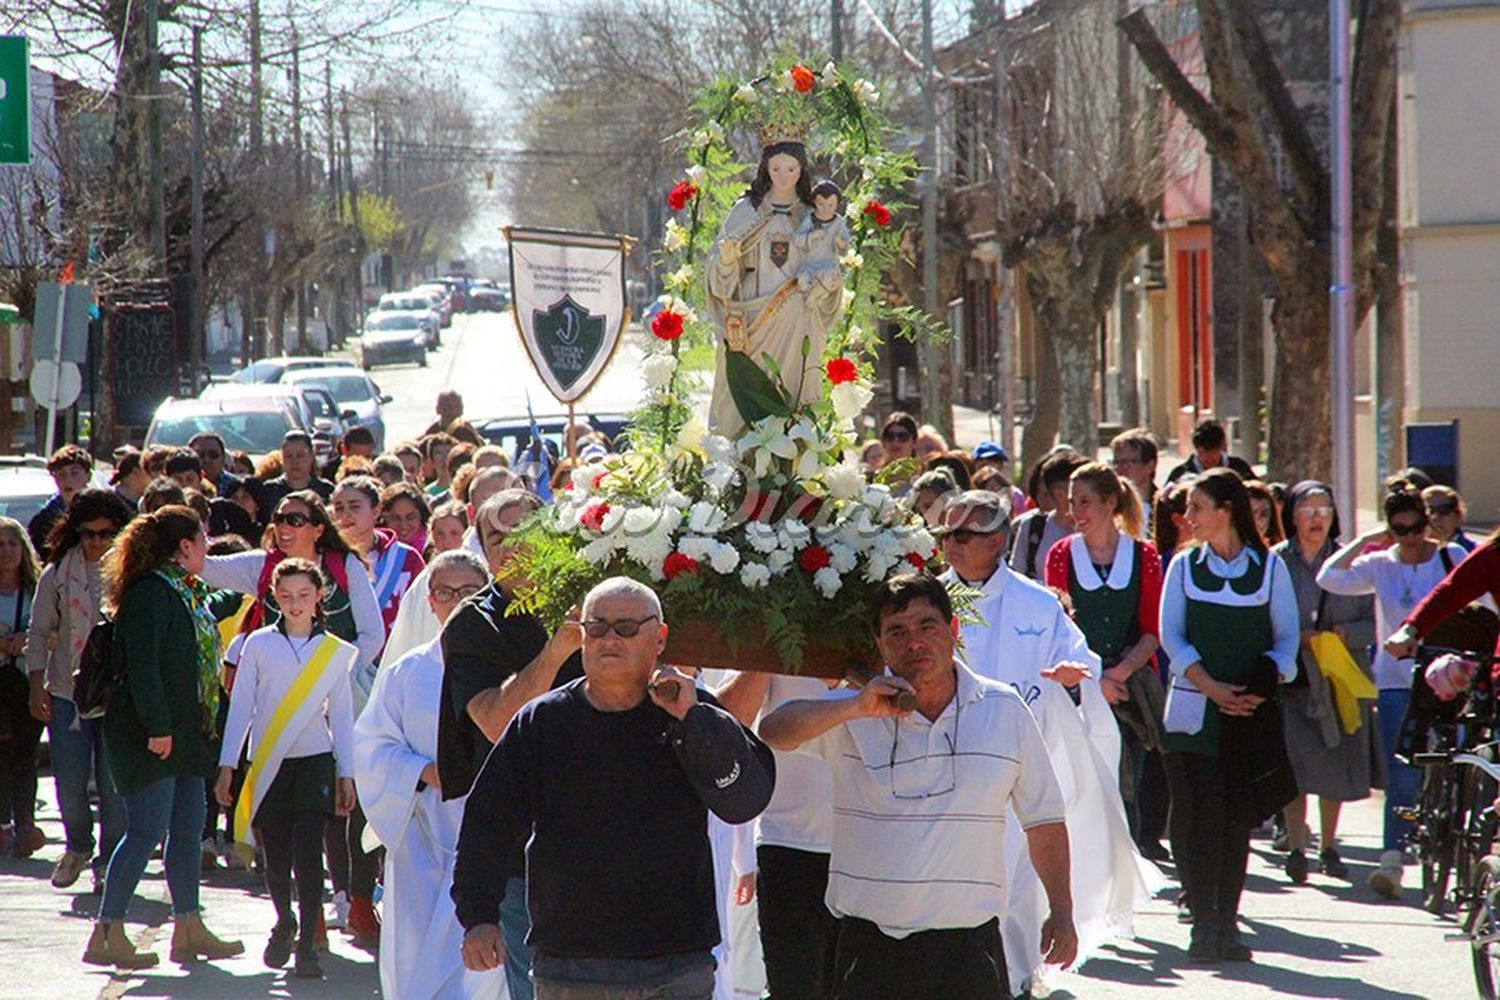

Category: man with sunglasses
[937, 490, 1154, 989]
[455, 576, 775, 1000]
[436, 489, 585, 999]
[188, 431, 240, 498]
[760, 573, 1074, 1000]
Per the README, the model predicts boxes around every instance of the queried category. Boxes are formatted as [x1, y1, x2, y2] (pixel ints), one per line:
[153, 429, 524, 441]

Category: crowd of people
[0, 401, 1494, 999]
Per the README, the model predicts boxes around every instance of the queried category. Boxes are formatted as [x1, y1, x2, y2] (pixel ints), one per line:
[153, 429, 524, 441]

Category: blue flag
[519, 392, 553, 501]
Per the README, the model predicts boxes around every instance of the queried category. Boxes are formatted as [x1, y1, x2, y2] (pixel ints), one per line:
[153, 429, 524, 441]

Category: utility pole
[325, 63, 342, 348]
[245, 0, 265, 364]
[1330, 0, 1356, 526]
[919, 0, 945, 434]
[145, 0, 166, 270]
[342, 91, 365, 335]
[831, 0, 844, 61]
[291, 27, 308, 354]
[189, 26, 205, 390]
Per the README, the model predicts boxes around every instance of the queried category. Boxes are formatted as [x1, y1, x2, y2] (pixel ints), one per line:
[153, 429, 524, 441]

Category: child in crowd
[216, 559, 357, 979]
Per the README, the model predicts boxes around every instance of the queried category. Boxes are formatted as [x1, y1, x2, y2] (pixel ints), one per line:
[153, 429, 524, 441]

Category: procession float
[507, 58, 966, 678]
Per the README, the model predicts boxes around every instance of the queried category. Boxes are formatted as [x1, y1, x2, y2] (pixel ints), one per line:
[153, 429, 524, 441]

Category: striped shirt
[802, 661, 1064, 937]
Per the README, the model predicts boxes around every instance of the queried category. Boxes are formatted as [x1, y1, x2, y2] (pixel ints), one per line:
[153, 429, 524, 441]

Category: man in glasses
[455, 576, 774, 1000]
[760, 573, 1074, 1000]
[436, 489, 584, 999]
[938, 490, 1155, 989]
[355, 550, 506, 999]
[1111, 428, 1160, 535]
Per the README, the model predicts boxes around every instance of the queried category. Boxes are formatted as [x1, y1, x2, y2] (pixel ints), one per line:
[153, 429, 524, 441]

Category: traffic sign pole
[42, 282, 66, 457]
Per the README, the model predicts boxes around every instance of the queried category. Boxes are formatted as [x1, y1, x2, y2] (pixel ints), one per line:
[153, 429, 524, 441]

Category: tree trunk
[1021, 319, 1062, 470]
[1266, 277, 1331, 483]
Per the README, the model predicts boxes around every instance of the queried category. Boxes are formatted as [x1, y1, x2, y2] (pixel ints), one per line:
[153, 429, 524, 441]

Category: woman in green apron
[1159, 469, 1300, 963]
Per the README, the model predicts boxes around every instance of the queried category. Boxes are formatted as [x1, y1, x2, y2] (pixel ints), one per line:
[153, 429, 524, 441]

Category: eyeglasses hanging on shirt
[888, 699, 960, 800]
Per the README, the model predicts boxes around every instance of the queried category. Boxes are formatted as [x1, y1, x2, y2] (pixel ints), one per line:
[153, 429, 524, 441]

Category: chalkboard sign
[112, 307, 178, 426]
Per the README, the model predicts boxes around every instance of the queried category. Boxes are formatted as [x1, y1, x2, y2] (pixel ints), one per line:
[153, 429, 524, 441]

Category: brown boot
[82, 921, 159, 969]
[169, 912, 245, 963]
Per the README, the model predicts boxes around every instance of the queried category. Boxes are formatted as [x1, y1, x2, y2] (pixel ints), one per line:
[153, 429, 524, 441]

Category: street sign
[29, 359, 81, 410]
[31, 282, 92, 363]
[0, 36, 30, 166]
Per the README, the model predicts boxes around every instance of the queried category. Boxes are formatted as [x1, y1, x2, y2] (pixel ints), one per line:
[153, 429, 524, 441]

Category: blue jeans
[47, 695, 125, 872]
[99, 775, 206, 921]
[502, 875, 535, 1000]
[1377, 688, 1419, 853]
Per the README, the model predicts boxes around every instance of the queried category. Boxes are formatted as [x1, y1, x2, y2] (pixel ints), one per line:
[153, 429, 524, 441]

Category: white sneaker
[200, 837, 220, 872]
[1368, 849, 1404, 899]
[327, 890, 350, 930]
[218, 835, 248, 870]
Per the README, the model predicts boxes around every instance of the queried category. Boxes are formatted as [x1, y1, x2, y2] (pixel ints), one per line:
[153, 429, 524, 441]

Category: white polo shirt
[803, 660, 1065, 938]
[755, 674, 836, 853]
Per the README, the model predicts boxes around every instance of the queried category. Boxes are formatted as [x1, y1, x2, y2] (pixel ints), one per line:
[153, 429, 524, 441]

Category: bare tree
[1119, 0, 1399, 480]
[991, 0, 1175, 463]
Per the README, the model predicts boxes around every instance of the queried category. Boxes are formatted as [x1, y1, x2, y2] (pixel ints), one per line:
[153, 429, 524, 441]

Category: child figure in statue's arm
[795, 179, 849, 292]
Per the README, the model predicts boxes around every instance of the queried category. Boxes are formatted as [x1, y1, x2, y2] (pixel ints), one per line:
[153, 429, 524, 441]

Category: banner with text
[505, 226, 629, 405]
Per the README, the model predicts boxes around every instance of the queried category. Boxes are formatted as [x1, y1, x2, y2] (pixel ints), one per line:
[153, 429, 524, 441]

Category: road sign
[31, 282, 91, 363]
[29, 359, 81, 410]
[0, 36, 30, 166]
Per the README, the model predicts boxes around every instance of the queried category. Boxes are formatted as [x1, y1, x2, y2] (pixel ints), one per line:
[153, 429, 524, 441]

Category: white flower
[741, 416, 799, 479]
[710, 543, 741, 575]
[907, 528, 936, 557]
[813, 566, 843, 599]
[678, 535, 717, 562]
[853, 79, 879, 104]
[773, 69, 794, 92]
[778, 519, 812, 550]
[569, 465, 600, 495]
[863, 553, 896, 582]
[841, 286, 856, 312]
[740, 561, 771, 589]
[822, 61, 839, 82]
[830, 381, 875, 422]
[664, 264, 695, 291]
[702, 461, 740, 495]
[735, 83, 758, 104]
[685, 164, 707, 186]
[676, 416, 707, 453]
[844, 199, 862, 222]
[688, 501, 729, 535]
[745, 522, 780, 554]
[822, 462, 864, 501]
[582, 537, 615, 566]
[655, 294, 697, 323]
[702, 434, 736, 464]
[767, 549, 794, 576]
[706, 120, 725, 142]
[839, 250, 864, 270]
[828, 543, 858, 574]
[642, 353, 678, 391]
[664, 218, 687, 251]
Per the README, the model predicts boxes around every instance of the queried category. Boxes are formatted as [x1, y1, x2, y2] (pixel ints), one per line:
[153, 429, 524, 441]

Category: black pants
[757, 846, 840, 1000]
[0, 667, 42, 830]
[325, 802, 380, 898]
[1137, 747, 1171, 849]
[833, 916, 1010, 1000]
[1165, 751, 1252, 932]
[263, 808, 326, 953]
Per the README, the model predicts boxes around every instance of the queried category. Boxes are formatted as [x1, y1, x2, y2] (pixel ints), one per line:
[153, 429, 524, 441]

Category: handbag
[70, 617, 118, 720]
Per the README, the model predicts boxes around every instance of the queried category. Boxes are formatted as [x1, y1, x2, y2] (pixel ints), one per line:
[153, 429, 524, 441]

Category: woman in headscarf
[1270, 481, 1378, 884]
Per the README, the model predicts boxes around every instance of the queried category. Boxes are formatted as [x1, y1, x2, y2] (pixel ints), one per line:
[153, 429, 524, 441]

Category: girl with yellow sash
[215, 558, 357, 979]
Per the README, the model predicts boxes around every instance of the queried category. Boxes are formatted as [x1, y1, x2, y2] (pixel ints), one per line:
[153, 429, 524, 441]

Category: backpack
[71, 617, 118, 720]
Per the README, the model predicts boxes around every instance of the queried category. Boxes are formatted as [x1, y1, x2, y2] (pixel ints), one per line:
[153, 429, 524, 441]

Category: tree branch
[1349, 0, 1400, 300]
[1116, 9, 1238, 156]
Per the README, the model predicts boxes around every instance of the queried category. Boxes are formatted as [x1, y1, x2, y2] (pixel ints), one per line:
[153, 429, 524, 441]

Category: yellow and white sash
[232, 634, 357, 849]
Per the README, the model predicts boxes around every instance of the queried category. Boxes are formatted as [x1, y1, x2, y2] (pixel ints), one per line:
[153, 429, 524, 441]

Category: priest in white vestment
[937, 490, 1161, 990]
[355, 551, 507, 1000]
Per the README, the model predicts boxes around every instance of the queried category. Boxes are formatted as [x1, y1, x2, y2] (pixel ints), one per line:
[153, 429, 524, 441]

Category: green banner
[0, 36, 29, 166]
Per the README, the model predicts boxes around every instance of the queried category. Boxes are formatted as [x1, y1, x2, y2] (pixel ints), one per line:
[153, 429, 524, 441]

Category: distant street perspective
[3, 3, 1500, 1000]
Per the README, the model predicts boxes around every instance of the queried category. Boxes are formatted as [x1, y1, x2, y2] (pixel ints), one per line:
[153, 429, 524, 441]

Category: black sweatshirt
[451, 680, 775, 959]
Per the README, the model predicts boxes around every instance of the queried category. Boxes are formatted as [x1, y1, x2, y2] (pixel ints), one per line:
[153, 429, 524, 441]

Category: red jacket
[1405, 539, 1500, 657]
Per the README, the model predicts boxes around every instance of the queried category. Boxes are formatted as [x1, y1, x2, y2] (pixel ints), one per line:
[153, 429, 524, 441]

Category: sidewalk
[0, 779, 378, 999]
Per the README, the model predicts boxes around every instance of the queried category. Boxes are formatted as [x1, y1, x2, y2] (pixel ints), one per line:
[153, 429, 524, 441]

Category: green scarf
[156, 563, 223, 730]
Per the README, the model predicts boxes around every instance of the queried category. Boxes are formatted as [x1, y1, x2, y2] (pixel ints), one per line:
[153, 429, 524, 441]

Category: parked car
[229, 355, 359, 385]
[359, 313, 429, 368]
[0, 456, 74, 529]
[282, 367, 391, 452]
[412, 284, 456, 327]
[200, 382, 346, 462]
[145, 396, 306, 461]
[468, 284, 510, 312]
[374, 294, 442, 346]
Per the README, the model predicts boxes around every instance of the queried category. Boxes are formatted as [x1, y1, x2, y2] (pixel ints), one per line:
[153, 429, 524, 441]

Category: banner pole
[567, 401, 578, 461]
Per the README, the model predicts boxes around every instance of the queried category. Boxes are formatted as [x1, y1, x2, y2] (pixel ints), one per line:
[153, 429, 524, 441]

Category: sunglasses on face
[581, 615, 659, 639]
[80, 527, 118, 542]
[273, 511, 313, 528]
[1427, 504, 1457, 517]
[1389, 519, 1428, 537]
[882, 429, 913, 443]
[430, 583, 483, 603]
[942, 528, 999, 545]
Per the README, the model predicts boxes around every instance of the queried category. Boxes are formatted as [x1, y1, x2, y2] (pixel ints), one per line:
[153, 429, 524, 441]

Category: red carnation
[791, 65, 816, 93]
[666, 181, 698, 211]
[580, 502, 611, 532]
[651, 310, 685, 341]
[799, 544, 832, 573]
[906, 552, 928, 571]
[591, 470, 608, 490]
[825, 358, 857, 385]
[862, 201, 892, 227]
[663, 552, 699, 579]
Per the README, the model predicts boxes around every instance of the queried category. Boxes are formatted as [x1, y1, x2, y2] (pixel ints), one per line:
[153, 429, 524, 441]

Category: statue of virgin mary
[705, 138, 845, 438]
